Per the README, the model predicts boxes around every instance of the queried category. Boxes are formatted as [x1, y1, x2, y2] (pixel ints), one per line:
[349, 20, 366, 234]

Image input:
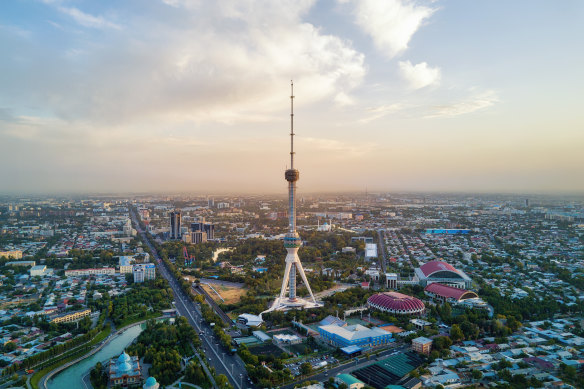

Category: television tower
[265, 81, 322, 312]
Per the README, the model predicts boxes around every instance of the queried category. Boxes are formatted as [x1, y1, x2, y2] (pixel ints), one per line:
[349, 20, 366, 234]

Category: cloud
[8, 1, 364, 125]
[342, 0, 437, 58]
[302, 137, 376, 156]
[57, 6, 121, 30]
[399, 60, 440, 89]
[0, 24, 32, 39]
[359, 103, 405, 123]
[426, 90, 499, 118]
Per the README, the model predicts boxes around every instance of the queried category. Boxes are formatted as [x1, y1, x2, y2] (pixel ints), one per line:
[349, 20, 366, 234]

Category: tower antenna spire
[290, 80, 295, 169]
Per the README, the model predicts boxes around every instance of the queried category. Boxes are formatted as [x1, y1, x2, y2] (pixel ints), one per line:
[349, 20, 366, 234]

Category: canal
[47, 324, 143, 389]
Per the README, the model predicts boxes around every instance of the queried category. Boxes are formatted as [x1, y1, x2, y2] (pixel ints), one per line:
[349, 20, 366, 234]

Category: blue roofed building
[143, 376, 160, 389]
[108, 351, 142, 387]
[335, 373, 365, 389]
[318, 324, 393, 348]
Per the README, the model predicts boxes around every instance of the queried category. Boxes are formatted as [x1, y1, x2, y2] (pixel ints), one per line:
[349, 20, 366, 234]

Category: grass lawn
[31, 351, 85, 389]
[201, 283, 247, 305]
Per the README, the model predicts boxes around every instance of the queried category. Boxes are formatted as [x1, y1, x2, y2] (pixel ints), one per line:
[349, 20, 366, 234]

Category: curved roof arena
[419, 260, 460, 278]
[424, 283, 478, 301]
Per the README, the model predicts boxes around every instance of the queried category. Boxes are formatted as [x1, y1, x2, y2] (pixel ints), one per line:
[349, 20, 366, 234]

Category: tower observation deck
[264, 82, 322, 313]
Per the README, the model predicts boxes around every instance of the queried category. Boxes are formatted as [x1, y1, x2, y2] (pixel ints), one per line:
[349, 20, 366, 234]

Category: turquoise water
[47, 325, 143, 389]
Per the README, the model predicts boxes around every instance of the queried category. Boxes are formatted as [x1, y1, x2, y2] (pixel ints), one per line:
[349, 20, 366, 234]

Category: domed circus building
[367, 292, 425, 315]
[414, 260, 472, 289]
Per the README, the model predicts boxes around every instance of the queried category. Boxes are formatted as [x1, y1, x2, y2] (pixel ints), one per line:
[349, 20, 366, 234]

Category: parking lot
[284, 354, 338, 377]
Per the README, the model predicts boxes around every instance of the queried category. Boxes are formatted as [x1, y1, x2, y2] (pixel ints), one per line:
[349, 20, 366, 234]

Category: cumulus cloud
[9, 1, 365, 125]
[341, 0, 436, 58]
[426, 90, 499, 118]
[399, 60, 440, 89]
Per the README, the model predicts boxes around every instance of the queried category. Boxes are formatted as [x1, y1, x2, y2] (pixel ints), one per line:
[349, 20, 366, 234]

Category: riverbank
[35, 317, 161, 389]
[29, 325, 111, 389]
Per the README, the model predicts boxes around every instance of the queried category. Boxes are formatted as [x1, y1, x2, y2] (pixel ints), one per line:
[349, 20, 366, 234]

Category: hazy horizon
[1, 1, 583, 194]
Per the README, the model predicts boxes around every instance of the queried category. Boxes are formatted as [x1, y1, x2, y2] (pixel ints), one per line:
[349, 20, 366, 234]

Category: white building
[386, 273, 398, 289]
[30, 265, 47, 277]
[365, 243, 378, 260]
[273, 334, 301, 345]
[317, 220, 332, 232]
[119, 256, 134, 274]
[237, 313, 263, 327]
[65, 268, 116, 277]
[133, 263, 156, 283]
[365, 268, 380, 280]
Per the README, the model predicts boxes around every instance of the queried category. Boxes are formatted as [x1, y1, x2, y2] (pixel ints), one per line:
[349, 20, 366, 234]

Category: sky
[1, 0, 583, 195]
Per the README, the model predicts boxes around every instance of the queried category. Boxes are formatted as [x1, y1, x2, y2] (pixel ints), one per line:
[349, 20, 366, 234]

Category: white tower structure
[265, 82, 322, 312]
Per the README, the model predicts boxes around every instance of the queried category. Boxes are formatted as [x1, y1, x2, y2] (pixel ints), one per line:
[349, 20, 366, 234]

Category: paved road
[130, 209, 253, 389]
[193, 284, 235, 327]
[282, 344, 411, 389]
[377, 229, 388, 273]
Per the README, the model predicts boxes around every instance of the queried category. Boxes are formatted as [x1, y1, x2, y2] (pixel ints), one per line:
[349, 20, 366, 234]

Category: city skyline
[1, 0, 583, 194]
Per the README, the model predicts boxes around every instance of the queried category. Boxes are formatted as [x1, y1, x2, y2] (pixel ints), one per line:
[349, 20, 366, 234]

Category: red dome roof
[419, 260, 458, 277]
[367, 292, 425, 314]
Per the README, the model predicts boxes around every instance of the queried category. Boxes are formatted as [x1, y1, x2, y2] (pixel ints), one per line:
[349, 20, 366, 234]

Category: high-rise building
[192, 231, 207, 244]
[265, 82, 322, 312]
[169, 211, 181, 240]
[133, 263, 156, 283]
[191, 221, 214, 240]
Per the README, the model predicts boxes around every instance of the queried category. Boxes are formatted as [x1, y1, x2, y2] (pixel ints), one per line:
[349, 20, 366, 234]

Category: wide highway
[130, 209, 253, 389]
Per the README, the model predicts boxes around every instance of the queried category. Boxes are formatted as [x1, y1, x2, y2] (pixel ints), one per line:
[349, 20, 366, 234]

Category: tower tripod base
[263, 297, 323, 313]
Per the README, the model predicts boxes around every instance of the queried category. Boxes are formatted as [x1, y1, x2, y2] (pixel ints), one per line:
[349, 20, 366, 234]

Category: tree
[433, 336, 452, 351]
[300, 362, 313, 376]
[216, 374, 229, 388]
[441, 303, 452, 319]
[185, 361, 207, 385]
[450, 324, 464, 342]
[471, 369, 483, 380]
[428, 350, 440, 362]
[4, 342, 17, 352]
